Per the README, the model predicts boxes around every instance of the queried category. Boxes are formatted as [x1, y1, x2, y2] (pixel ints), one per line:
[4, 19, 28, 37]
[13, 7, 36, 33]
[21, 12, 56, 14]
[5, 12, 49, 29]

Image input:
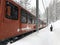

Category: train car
[0, 0, 46, 44]
[38, 19, 46, 29]
[0, 0, 36, 43]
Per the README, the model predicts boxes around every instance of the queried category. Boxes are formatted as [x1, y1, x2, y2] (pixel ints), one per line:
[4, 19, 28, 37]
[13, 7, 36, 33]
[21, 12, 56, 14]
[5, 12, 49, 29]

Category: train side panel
[0, 0, 6, 40]
[0, 0, 22, 41]
[21, 24, 36, 32]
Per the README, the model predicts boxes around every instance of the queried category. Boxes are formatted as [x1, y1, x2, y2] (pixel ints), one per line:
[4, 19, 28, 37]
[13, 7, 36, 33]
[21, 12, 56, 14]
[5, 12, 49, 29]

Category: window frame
[5, 1, 18, 20]
[20, 8, 27, 23]
[20, 8, 35, 24]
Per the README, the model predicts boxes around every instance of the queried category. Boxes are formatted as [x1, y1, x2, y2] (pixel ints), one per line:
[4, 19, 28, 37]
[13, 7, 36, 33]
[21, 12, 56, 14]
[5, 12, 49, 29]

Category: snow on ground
[7, 20, 60, 45]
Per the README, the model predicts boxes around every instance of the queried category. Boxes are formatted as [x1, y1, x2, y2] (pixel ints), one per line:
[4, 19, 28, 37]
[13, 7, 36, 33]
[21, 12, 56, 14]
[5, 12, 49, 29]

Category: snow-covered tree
[20, 0, 31, 10]
[30, 7, 36, 16]
[13, 0, 31, 10]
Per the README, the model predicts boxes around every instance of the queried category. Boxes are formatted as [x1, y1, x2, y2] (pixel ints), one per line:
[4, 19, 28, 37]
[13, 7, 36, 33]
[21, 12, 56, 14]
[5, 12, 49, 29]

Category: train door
[2, 1, 19, 39]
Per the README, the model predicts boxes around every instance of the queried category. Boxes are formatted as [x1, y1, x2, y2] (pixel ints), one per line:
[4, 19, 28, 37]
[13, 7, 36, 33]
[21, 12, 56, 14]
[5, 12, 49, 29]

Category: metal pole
[47, 8, 48, 25]
[36, 0, 39, 31]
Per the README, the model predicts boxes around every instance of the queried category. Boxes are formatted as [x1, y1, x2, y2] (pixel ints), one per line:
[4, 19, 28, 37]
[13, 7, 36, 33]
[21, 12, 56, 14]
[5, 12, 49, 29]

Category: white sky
[30, 0, 51, 14]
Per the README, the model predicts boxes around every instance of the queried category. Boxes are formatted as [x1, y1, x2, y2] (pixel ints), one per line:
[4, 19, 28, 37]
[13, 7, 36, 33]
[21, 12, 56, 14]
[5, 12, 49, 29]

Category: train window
[6, 2, 18, 20]
[20, 8, 35, 24]
[28, 18, 32, 24]
[35, 19, 36, 24]
[21, 9, 27, 23]
[32, 19, 35, 24]
[21, 16, 27, 23]
[28, 15, 32, 24]
[31, 17, 35, 24]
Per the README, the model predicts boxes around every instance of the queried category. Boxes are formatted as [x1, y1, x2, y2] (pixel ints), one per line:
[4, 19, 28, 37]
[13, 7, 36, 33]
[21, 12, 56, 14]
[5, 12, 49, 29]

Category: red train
[0, 0, 46, 44]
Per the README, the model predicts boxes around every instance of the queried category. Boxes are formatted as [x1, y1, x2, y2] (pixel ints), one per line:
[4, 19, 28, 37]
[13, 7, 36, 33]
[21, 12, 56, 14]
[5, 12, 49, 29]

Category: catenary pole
[36, 0, 39, 31]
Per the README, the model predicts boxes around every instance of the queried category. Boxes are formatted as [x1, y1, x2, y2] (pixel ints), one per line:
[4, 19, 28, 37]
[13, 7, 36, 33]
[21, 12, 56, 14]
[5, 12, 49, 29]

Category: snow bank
[53, 20, 60, 28]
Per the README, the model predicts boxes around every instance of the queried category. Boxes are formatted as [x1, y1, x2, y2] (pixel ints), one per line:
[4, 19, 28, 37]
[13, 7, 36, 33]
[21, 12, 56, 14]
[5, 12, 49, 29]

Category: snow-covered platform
[7, 20, 60, 45]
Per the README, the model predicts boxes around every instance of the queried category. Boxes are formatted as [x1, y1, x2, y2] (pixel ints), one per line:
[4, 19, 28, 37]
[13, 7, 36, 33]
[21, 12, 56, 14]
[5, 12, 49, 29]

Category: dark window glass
[35, 19, 37, 24]
[27, 15, 32, 24]
[6, 1, 18, 20]
[21, 9, 27, 23]
[21, 8, 35, 24]
[32, 19, 35, 24]
[27, 14, 35, 24]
